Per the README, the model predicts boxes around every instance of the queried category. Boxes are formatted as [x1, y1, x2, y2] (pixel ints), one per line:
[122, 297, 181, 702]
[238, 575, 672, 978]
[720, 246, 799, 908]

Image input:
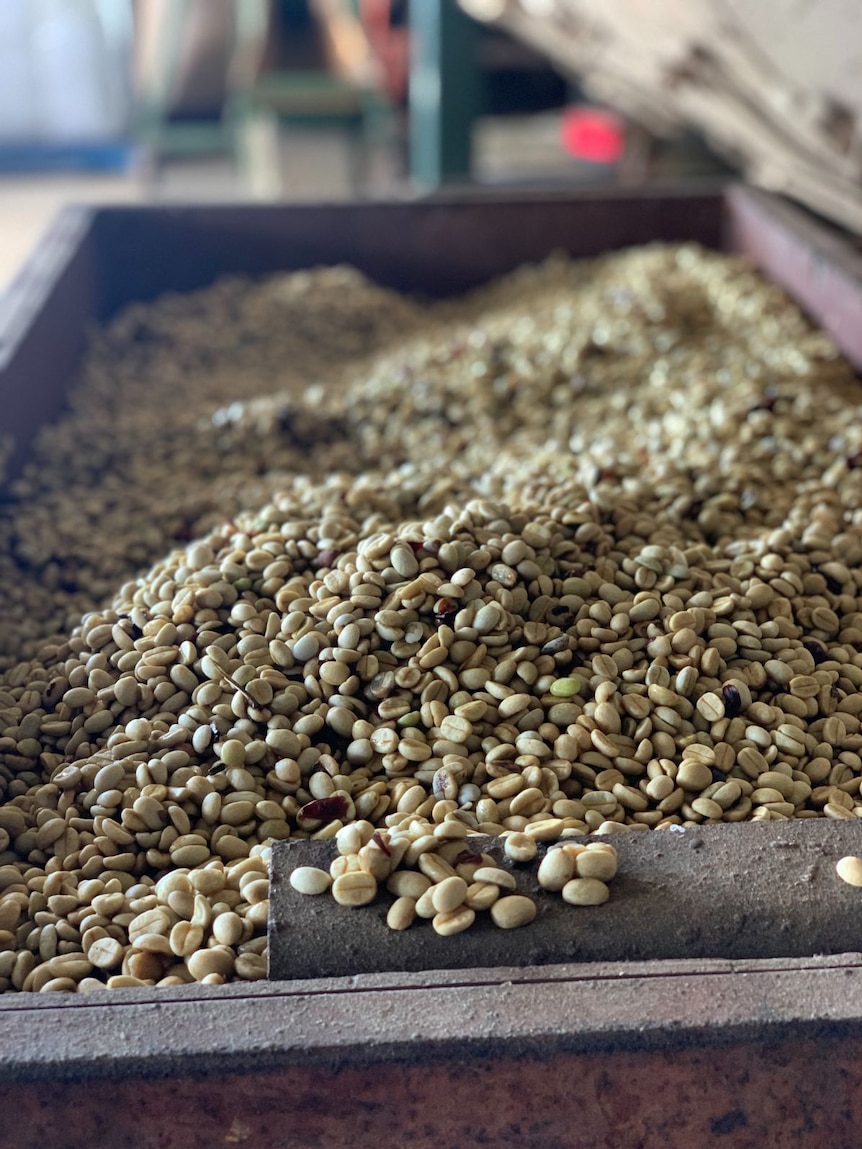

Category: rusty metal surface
[5, 1028, 862, 1149]
[3, 956, 862, 1147]
[270, 820, 862, 981]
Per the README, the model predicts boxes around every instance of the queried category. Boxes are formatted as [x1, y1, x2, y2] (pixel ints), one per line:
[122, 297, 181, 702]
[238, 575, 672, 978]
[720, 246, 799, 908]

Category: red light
[561, 106, 625, 164]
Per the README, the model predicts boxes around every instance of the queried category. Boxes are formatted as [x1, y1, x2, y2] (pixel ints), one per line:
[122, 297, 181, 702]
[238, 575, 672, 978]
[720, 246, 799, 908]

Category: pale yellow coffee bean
[245, 900, 269, 929]
[36, 818, 66, 850]
[676, 761, 714, 792]
[170, 921, 204, 957]
[39, 977, 79, 993]
[581, 791, 617, 812]
[752, 788, 787, 806]
[386, 870, 432, 899]
[509, 787, 548, 818]
[111, 956, 151, 990]
[358, 841, 392, 881]
[235, 953, 268, 980]
[91, 891, 126, 917]
[128, 907, 172, 941]
[583, 841, 617, 856]
[403, 833, 439, 865]
[789, 675, 820, 699]
[472, 866, 517, 890]
[523, 818, 566, 841]
[44, 954, 92, 981]
[836, 856, 862, 887]
[290, 866, 332, 896]
[113, 677, 139, 708]
[439, 715, 472, 743]
[415, 887, 438, 918]
[330, 855, 357, 879]
[219, 800, 256, 827]
[218, 739, 247, 770]
[186, 946, 235, 982]
[335, 824, 365, 856]
[332, 871, 377, 907]
[63, 685, 96, 709]
[0, 901, 20, 932]
[504, 832, 537, 863]
[242, 878, 270, 905]
[387, 896, 417, 931]
[433, 819, 469, 841]
[712, 781, 742, 809]
[561, 878, 610, 906]
[758, 772, 795, 800]
[537, 849, 575, 891]
[696, 692, 725, 722]
[432, 906, 475, 936]
[490, 895, 537, 929]
[485, 775, 524, 800]
[574, 849, 618, 882]
[691, 796, 723, 820]
[646, 775, 675, 802]
[464, 880, 500, 911]
[107, 976, 150, 990]
[77, 977, 110, 993]
[166, 890, 195, 920]
[417, 853, 457, 883]
[431, 875, 468, 914]
[190, 894, 213, 931]
[212, 911, 245, 946]
[170, 844, 211, 868]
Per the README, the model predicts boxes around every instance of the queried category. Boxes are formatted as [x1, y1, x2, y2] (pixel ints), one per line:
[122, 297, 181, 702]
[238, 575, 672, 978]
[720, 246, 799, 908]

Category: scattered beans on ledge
[288, 830, 618, 934]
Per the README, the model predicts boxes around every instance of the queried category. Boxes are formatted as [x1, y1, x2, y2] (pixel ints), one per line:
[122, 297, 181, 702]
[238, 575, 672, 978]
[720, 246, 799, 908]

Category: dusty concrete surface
[270, 818, 862, 980]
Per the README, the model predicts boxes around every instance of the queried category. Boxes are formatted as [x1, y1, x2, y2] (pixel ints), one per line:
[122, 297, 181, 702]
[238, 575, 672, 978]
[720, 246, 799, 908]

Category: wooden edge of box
[0, 205, 100, 482]
[0, 205, 94, 369]
[2, 186, 862, 1095]
[725, 184, 862, 371]
[2, 952, 862, 1082]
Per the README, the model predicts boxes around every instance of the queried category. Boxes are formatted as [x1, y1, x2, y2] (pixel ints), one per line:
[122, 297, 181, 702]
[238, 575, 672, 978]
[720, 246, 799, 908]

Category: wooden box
[3, 185, 862, 1149]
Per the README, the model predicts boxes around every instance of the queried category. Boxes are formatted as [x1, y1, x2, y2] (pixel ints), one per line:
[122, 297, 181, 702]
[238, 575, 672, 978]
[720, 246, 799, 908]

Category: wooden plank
[87, 188, 726, 318]
[725, 185, 862, 370]
[3, 955, 862, 1082]
[0, 950, 855, 1014]
[0, 207, 98, 481]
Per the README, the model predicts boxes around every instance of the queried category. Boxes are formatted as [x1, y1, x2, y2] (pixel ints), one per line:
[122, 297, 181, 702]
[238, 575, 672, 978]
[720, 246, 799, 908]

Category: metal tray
[3, 185, 862, 1149]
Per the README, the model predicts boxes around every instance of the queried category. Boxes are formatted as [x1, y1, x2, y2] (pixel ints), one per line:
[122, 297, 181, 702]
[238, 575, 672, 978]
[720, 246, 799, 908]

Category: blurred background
[0, 0, 859, 290]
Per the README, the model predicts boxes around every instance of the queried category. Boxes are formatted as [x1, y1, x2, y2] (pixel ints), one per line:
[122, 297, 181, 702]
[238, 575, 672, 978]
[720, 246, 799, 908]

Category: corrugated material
[462, 0, 862, 233]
